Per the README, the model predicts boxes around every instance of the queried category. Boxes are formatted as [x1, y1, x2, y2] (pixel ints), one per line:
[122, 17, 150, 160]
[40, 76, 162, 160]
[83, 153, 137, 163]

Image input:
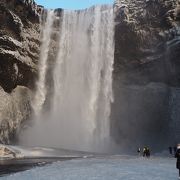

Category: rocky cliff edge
[0, 0, 42, 143]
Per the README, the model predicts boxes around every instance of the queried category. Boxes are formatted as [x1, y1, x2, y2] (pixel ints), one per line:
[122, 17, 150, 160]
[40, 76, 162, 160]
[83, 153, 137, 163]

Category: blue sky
[35, 0, 114, 10]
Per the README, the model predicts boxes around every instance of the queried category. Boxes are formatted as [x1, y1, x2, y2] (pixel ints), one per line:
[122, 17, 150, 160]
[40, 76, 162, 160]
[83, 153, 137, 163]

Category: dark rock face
[112, 0, 180, 152]
[0, 0, 41, 143]
[0, 86, 31, 144]
[0, 0, 41, 92]
[114, 0, 180, 85]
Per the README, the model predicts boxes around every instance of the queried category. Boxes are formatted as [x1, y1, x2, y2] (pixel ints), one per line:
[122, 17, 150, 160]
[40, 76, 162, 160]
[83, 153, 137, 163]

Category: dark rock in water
[112, 0, 180, 151]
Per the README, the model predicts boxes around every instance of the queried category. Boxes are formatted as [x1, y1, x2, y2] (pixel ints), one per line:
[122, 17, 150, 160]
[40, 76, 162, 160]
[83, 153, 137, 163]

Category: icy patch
[1, 155, 178, 180]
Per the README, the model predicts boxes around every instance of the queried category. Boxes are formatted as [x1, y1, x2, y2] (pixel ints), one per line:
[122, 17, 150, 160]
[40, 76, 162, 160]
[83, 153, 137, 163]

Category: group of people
[137, 146, 150, 158]
[168, 146, 178, 155]
[137, 144, 180, 178]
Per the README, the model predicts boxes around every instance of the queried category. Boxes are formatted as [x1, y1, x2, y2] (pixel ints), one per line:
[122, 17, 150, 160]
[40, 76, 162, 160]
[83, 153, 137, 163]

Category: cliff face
[0, 0, 41, 143]
[112, 0, 180, 151]
[0, 0, 41, 92]
[114, 0, 180, 85]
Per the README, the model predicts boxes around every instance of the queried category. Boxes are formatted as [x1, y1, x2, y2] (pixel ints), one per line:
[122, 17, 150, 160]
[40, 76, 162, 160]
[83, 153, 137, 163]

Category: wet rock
[112, 0, 180, 151]
[0, 86, 32, 144]
[0, 144, 16, 158]
[114, 0, 180, 82]
[0, 0, 41, 144]
[0, 0, 41, 93]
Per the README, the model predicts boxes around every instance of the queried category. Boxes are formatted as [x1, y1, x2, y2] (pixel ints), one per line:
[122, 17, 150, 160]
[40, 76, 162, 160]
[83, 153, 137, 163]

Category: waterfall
[32, 10, 55, 115]
[22, 5, 115, 152]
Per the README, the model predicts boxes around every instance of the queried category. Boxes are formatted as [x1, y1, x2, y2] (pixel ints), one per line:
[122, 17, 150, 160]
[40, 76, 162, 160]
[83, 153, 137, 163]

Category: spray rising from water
[21, 5, 115, 152]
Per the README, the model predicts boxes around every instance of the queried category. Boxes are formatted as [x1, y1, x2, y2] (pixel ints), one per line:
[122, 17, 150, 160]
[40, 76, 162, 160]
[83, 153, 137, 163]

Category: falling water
[32, 10, 55, 115]
[51, 5, 114, 151]
[22, 5, 115, 152]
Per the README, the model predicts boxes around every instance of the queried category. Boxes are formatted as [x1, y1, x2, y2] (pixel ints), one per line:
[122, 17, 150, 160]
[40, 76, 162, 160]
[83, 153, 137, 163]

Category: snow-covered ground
[1, 155, 178, 180]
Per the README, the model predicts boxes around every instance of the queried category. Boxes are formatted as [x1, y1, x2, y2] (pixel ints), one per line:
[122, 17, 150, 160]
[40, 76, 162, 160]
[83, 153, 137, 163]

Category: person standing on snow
[137, 147, 141, 156]
[169, 146, 173, 155]
[142, 146, 150, 158]
[174, 146, 177, 155]
[146, 147, 150, 158]
[143, 147, 147, 157]
[175, 144, 180, 178]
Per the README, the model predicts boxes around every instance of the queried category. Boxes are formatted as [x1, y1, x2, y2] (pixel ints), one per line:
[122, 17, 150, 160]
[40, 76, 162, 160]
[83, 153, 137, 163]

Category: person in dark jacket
[146, 147, 150, 158]
[143, 146, 150, 158]
[169, 146, 173, 155]
[175, 144, 180, 178]
[137, 147, 141, 156]
[174, 146, 177, 155]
